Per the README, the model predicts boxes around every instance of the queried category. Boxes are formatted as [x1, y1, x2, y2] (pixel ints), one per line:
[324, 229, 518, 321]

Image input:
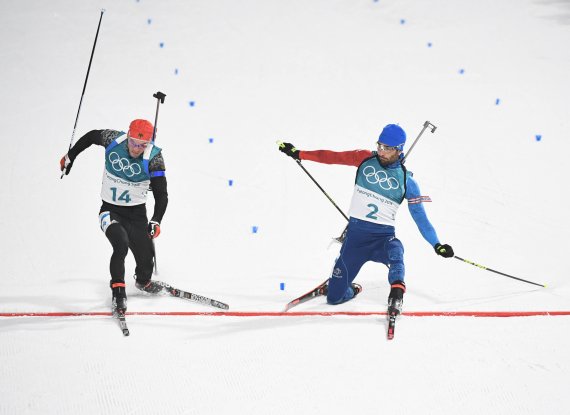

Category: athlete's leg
[385, 237, 405, 285]
[99, 211, 129, 311]
[127, 219, 155, 286]
[385, 237, 406, 315]
[99, 211, 129, 281]
[326, 230, 372, 305]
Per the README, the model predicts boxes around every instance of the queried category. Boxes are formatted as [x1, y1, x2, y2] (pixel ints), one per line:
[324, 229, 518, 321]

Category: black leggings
[103, 208, 154, 285]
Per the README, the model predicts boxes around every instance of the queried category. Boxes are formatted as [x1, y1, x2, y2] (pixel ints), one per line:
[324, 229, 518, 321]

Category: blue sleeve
[405, 175, 440, 247]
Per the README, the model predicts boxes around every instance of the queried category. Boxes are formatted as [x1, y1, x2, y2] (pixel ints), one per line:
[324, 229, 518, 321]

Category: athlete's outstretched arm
[406, 176, 440, 247]
[300, 149, 373, 167]
[278, 141, 372, 167]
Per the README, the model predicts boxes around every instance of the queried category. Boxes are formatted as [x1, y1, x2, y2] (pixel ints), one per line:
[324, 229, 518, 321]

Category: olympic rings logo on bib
[108, 152, 142, 177]
[363, 165, 400, 190]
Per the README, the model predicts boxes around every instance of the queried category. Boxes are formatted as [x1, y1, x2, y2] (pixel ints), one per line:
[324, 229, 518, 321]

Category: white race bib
[100, 169, 150, 206]
[348, 184, 400, 226]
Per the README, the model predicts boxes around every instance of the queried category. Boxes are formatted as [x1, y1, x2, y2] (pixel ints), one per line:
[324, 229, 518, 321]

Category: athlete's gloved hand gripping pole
[60, 9, 105, 179]
[149, 91, 167, 274]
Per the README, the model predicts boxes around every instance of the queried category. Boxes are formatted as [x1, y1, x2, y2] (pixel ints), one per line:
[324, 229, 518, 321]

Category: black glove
[278, 142, 300, 161]
[434, 243, 454, 258]
[147, 221, 161, 239]
[59, 154, 74, 175]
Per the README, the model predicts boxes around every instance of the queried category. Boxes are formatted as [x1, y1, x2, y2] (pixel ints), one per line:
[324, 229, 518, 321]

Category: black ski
[114, 311, 130, 336]
[170, 287, 229, 310]
[284, 279, 328, 312]
[149, 280, 229, 310]
[387, 312, 397, 340]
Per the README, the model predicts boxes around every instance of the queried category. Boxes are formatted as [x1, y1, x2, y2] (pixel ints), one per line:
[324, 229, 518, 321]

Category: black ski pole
[454, 256, 546, 288]
[277, 140, 349, 241]
[61, 9, 105, 179]
[401, 120, 437, 164]
[297, 158, 351, 243]
[150, 92, 166, 274]
[295, 159, 349, 222]
[152, 91, 166, 142]
[152, 241, 158, 274]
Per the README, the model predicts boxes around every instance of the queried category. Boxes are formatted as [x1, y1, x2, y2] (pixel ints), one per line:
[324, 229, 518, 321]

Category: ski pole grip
[153, 91, 166, 103]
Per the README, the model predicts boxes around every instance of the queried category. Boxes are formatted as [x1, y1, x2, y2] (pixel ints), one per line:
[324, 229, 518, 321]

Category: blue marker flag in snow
[496, 98, 501, 105]
[280, 283, 285, 291]
[228, 179, 233, 187]
[400, 19, 406, 24]
[427, 42, 432, 48]
[159, 42, 164, 48]
[209, 138, 214, 143]
[189, 101, 195, 107]
[459, 69, 465, 74]
[535, 135, 542, 142]
[147, 19, 152, 25]
[174, 68, 179, 75]
[252, 226, 258, 234]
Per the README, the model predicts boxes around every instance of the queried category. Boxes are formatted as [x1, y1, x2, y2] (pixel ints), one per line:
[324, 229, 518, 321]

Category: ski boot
[318, 282, 328, 296]
[387, 281, 405, 340]
[387, 281, 406, 316]
[135, 279, 165, 294]
[352, 283, 363, 297]
[111, 281, 127, 316]
[319, 283, 362, 298]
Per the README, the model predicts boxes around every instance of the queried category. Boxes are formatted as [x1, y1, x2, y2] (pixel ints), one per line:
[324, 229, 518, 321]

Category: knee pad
[99, 211, 118, 234]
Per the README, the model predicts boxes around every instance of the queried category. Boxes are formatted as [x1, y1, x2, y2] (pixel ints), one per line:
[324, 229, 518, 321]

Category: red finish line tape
[1, 311, 570, 317]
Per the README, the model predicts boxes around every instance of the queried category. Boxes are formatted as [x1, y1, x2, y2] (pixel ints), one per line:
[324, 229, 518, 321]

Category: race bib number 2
[366, 203, 379, 220]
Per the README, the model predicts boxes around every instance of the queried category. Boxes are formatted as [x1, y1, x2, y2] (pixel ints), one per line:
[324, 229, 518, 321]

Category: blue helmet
[378, 124, 406, 150]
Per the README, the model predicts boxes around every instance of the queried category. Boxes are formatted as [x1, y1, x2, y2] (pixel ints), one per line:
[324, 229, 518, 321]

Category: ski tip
[213, 302, 230, 310]
[283, 301, 297, 312]
[123, 329, 130, 336]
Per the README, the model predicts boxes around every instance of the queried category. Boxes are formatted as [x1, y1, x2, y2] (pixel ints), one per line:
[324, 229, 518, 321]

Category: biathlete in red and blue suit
[279, 124, 455, 315]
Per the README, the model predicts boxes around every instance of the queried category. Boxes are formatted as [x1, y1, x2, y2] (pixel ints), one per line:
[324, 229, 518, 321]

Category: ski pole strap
[453, 256, 546, 288]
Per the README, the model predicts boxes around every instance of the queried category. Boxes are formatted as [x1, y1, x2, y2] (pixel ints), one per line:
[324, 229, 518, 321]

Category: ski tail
[387, 312, 396, 340]
[283, 278, 328, 312]
[136, 279, 229, 310]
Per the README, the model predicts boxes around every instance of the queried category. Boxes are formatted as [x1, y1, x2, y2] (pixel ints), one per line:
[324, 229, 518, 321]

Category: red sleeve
[299, 150, 373, 167]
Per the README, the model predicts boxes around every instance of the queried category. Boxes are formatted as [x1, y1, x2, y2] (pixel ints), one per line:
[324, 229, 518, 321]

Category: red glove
[147, 221, 161, 239]
[60, 154, 74, 175]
